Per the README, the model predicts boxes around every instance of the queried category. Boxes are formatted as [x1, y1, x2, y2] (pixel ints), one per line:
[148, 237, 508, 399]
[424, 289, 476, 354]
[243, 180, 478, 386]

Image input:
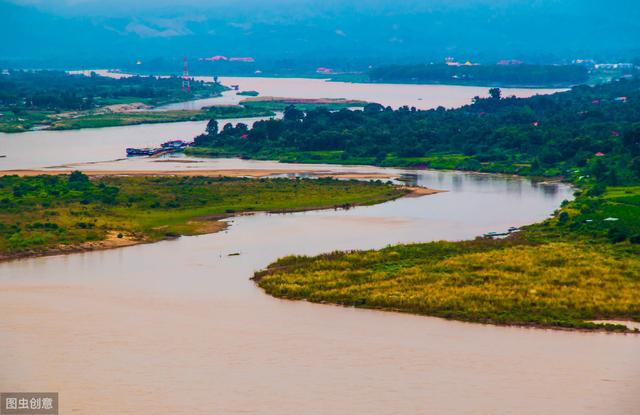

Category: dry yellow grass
[256, 241, 640, 331]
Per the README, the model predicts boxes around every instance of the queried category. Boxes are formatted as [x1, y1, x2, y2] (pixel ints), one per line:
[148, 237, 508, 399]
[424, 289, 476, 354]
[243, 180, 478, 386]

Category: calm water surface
[0, 117, 275, 170]
[69, 70, 566, 110]
[1, 168, 638, 415]
[0, 77, 637, 415]
[1, 75, 562, 169]
[162, 76, 565, 110]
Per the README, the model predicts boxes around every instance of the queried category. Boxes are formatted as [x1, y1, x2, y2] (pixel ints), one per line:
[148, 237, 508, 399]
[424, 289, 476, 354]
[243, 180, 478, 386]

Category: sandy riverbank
[0, 168, 398, 180]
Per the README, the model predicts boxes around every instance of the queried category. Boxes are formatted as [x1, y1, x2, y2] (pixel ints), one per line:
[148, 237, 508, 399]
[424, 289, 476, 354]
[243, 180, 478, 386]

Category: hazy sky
[7, 0, 591, 14]
[2, 0, 639, 64]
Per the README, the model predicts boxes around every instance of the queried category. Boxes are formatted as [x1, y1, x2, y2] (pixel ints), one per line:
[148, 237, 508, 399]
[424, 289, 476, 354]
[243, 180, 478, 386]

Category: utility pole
[182, 55, 191, 92]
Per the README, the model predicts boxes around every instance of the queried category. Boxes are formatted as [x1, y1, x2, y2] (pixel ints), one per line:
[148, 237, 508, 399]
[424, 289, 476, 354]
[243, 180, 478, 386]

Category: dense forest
[193, 77, 640, 186]
[368, 63, 590, 86]
[0, 70, 224, 111]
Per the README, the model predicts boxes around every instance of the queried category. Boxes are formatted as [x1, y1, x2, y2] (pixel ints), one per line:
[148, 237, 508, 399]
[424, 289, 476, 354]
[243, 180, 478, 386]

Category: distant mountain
[2, 0, 639, 70]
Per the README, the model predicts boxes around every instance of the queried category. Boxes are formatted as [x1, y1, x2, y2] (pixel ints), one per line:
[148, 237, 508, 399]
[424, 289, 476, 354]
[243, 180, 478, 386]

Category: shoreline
[0, 168, 399, 180]
[0, 178, 441, 263]
[250, 293, 639, 334]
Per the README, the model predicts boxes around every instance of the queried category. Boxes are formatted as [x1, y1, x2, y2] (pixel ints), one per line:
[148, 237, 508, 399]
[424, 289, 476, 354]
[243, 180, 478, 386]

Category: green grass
[0, 174, 407, 257]
[236, 91, 259, 97]
[0, 111, 52, 132]
[241, 99, 367, 112]
[0, 106, 271, 134]
[255, 186, 640, 331]
[0, 73, 230, 133]
[526, 186, 640, 244]
[94, 97, 155, 106]
[47, 106, 274, 130]
[184, 147, 565, 178]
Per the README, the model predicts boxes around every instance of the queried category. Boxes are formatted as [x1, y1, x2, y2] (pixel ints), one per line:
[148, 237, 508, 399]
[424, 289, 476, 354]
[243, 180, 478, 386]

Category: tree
[591, 158, 608, 181]
[530, 158, 541, 174]
[206, 119, 218, 136]
[489, 88, 502, 100]
[364, 103, 384, 113]
[283, 105, 304, 122]
[68, 171, 90, 191]
[623, 125, 640, 156]
[557, 211, 570, 225]
[630, 156, 640, 179]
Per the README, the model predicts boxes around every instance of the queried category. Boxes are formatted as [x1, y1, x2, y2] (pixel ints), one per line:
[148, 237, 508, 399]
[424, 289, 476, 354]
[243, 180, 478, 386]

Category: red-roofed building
[316, 67, 334, 74]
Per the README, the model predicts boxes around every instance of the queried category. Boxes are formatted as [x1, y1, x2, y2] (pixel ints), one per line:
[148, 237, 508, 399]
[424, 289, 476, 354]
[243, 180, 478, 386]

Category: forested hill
[193, 78, 640, 185]
[368, 64, 589, 87]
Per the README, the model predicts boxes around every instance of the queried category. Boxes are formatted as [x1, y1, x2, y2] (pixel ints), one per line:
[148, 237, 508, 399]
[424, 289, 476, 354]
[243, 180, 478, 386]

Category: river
[1, 76, 562, 169]
[1, 167, 638, 414]
[0, 79, 638, 415]
[70, 70, 566, 111]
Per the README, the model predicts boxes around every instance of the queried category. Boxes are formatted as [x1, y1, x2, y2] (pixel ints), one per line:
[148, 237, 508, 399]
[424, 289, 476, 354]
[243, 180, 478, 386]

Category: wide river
[0, 78, 638, 415]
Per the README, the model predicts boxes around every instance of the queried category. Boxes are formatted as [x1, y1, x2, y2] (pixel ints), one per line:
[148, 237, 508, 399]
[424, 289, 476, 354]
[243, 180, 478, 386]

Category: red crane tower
[182, 55, 191, 92]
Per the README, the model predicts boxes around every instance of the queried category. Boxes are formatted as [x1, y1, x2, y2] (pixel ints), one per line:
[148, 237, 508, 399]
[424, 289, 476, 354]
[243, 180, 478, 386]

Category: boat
[160, 140, 188, 150]
[127, 140, 191, 157]
[126, 147, 157, 156]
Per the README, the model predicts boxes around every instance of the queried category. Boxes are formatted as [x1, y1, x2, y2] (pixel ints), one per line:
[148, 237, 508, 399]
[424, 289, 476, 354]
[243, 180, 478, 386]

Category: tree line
[194, 77, 640, 185]
[368, 63, 589, 86]
[0, 70, 222, 112]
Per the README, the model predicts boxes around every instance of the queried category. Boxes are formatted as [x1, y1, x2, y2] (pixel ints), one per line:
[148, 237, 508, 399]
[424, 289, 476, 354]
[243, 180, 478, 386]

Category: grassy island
[46, 106, 274, 130]
[0, 173, 407, 260]
[255, 185, 640, 331]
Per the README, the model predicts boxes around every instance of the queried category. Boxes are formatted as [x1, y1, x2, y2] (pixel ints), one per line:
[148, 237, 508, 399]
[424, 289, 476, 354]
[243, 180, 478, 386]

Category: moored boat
[126, 147, 157, 156]
[127, 140, 191, 157]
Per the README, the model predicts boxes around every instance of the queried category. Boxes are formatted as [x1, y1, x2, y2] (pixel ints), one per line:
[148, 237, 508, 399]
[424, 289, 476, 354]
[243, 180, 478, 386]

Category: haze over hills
[2, 0, 640, 70]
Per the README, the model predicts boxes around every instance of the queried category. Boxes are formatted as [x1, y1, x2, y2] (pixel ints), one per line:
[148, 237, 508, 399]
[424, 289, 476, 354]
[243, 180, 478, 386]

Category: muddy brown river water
[0, 78, 637, 414]
[1, 167, 638, 414]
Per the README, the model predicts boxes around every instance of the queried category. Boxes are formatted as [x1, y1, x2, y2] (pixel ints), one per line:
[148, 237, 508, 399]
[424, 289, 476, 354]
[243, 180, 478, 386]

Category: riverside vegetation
[0, 172, 407, 259]
[367, 63, 590, 87]
[0, 71, 370, 132]
[191, 78, 640, 183]
[230, 77, 640, 331]
[46, 106, 274, 130]
[255, 186, 640, 331]
[0, 70, 260, 132]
